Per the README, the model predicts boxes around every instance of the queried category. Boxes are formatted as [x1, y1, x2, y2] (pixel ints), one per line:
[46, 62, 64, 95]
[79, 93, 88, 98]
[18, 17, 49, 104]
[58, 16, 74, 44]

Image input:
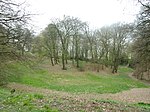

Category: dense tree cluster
[1, 0, 149, 85]
[33, 16, 132, 73]
[33, 1, 149, 80]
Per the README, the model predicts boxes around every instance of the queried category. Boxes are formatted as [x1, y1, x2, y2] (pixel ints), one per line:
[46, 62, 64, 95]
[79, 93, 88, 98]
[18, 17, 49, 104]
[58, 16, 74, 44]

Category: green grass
[0, 87, 149, 112]
[0, 87, 58, 112]
[5, 62, 149, 94]
[1, 61, 149, 112]
[136, 102, 150, 110]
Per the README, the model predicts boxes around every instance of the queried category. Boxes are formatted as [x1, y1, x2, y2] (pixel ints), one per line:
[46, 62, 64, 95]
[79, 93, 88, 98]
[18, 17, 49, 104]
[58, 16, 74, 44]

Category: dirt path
[7, 83, 150, 104]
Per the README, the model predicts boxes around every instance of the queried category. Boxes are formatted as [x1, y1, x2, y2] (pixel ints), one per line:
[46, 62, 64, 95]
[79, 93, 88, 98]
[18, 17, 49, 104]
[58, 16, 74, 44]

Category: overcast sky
[16, 0, 141, 34]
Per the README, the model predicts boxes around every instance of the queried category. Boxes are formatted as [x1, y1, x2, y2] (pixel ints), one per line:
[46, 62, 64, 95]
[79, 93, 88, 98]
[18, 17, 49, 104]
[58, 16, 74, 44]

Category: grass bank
[5, 62, 148, 94]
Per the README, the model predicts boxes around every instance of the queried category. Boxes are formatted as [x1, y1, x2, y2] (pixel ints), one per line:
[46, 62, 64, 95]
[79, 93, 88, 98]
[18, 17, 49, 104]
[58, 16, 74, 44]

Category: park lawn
[6, 62, 148, 94]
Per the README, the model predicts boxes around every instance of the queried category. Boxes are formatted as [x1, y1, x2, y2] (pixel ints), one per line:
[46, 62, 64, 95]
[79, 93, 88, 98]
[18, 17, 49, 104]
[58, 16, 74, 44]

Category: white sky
[16, 0, 141, 34]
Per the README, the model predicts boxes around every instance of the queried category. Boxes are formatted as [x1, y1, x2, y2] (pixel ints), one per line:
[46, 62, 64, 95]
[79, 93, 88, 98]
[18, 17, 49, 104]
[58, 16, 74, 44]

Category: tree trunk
[112, 65, 118, 73]
[53, 44, 58, 65]
[75, 37, 79, 68]
[62, 47, 66, 70]
[85, 49, 88, 62]
[50, 57, 54, 66]
[21, 43, 25, 55]
[112, 58, 118, 73]
[49, 52, 54, 66]
[62, 51, 66, 70]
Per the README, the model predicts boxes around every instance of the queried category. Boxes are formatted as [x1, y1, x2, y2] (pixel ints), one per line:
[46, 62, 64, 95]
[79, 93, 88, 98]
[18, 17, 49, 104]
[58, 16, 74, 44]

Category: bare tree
[133, 0, 150, 79]
[42, 24, 59, 66]
[0, 0, 31, 54]
[52, 16, 73, 70]
[0, 0, 32, 85]
[110, 23, 131, 73]
[95, 27, 111, 67]
[71, 18, 86, 68]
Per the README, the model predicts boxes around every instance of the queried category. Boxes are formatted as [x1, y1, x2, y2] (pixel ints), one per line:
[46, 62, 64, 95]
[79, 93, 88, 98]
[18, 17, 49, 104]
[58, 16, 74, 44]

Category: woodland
[0, 0, 150, 112]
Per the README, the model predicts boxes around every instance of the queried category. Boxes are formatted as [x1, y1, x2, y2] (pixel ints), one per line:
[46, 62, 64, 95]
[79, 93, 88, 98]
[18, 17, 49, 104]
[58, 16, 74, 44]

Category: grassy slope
[1, 62, 150, 111]
[6, 62, 148, 94]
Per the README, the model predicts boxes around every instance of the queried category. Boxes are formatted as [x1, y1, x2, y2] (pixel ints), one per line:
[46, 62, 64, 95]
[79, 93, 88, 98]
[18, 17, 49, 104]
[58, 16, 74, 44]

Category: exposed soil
[7, 82, 150, 104]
